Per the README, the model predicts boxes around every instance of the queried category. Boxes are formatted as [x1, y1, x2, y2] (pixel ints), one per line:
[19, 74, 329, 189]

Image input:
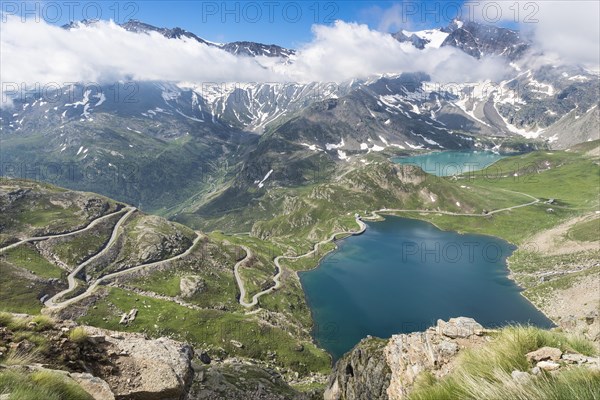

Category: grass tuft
[0, 312, 14, 327]
[31, 315, 55, 331]
[0, 369, 94, 400]
[68, 326, 89, 344]
[409, 326, 600, 400]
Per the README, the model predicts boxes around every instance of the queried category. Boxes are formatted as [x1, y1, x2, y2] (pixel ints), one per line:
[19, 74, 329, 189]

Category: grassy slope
[126, 235, 244, 310]
[79, 287, 331, 375]
[393, 150, 599, 244]
[0, 178, 120, 246]
[568, 217, 600, 242]
[197, 145, 599, 360]
[409, 326, 599, 400]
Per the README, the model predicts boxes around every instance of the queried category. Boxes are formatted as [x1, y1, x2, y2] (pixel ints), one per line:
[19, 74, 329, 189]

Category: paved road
[235, 216, 367, 308]
[366, 189, 540, 219]
[233, 245, 255, 308]
[44, 207, 137, 307]
[46, 231, 203, 309]
[0, 207, 130, 254]
[234, 190, 540, 308]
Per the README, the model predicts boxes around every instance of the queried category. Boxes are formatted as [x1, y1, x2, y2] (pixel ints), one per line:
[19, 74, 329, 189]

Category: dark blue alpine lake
[300, 216, 553, 360]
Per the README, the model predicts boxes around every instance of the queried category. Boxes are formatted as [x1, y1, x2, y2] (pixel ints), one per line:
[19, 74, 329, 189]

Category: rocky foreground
[0, 314, 319, 400]
[324, 317, 600, 400]
[1, 315, 599, 399]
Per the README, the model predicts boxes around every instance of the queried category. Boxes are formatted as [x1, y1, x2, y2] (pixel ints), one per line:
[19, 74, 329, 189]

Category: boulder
[561, 352, 588, 364]
[526, 347, 562, 363]
[70, 373, 115, 400]
[585, 311, 597, 325]
[179, 276, 205, 298]
[84, 327, 194, 400]
[511, 370, 531, 384]
[436, 317, 483, 338]
[437, 340, 459, 357]
[536, 361, 561, 371]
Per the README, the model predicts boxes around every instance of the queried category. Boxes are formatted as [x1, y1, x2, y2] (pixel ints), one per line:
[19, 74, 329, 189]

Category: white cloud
[530, 1, 600, 70]
[282, 21, 509, 83]
[0, 16, 512, 98]
[0, 17, 276, 87]
[467, 1, 599, 70]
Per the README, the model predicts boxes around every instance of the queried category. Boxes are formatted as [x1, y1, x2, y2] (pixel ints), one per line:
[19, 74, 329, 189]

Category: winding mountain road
[234, 189, 540, 308]
[0, 207, 130, 254]
[8, 187, 539, 310]
[235, 216, 367, 308]
[46, 229, 204, 309]
[366, 189, 540, 219]
[44, 206, 137, 307]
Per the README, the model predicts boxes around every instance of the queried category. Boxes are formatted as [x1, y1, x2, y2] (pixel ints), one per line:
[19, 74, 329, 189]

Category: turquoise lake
[300, 216, 553, 360]
[391, 150, 506, 176]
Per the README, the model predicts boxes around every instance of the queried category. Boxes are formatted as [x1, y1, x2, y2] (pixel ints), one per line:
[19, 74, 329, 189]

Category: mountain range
[1, 14, 599, 400]
[1, 18, 598, 218]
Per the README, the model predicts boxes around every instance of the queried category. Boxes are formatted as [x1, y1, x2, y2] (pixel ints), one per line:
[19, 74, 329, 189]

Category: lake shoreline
[301, 215, 553, 359]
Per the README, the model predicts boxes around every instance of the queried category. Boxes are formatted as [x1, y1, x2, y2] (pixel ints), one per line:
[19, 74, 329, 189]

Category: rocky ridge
[0, 313, 317, 399]
[324, 317, 600, 400]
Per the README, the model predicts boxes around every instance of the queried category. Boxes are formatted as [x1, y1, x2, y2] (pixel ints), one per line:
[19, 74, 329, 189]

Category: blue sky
[4, 1, 518, 48]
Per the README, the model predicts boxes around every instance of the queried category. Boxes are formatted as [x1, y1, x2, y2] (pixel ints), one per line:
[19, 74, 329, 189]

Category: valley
[1, 8, 599, 399]
[1, 141, 598, 398]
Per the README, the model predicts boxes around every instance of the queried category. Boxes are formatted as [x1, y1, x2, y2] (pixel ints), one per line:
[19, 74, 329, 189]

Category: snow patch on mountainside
[402, 29, 449, 49]
[326, 138, 345, 151]
[257, 169, 273, 188]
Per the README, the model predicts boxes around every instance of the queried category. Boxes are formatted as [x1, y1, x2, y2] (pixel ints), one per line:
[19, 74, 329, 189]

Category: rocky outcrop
[70, 372, 116, 400]
[435, 317, 483, 339]
[324, 337, 391, 400]
[179, 276, 206, 298]
[188, 363, 320, 400]
[1, 314, 318, 400]
[324, 317, 489, 400]
[525, 346, 562, 363]
[83, 327, 194, 400]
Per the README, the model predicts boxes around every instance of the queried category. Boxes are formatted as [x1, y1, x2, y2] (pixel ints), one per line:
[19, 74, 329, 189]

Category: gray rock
[561, 352, 588, 364]
[526, 347, 562, 363]
[70, 373, 115, 400]
[83, 327, 194, 400]
[324, 337, 391, 400]
[511, 370, 531, 384]
[536, 361, 561, 371]
[179, 275, 206, 298]
[437, 340, 459, 357]
[436, 317, 483, 338]
[199, 351, 211, 365]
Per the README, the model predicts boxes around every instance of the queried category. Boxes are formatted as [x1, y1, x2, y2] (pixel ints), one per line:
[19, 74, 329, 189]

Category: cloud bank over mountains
[0, 0, 598, 96]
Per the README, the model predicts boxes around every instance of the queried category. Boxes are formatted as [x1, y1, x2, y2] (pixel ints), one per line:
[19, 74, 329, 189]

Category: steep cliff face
[324, 318, 488, 400]
[324, 337, 392, 400]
